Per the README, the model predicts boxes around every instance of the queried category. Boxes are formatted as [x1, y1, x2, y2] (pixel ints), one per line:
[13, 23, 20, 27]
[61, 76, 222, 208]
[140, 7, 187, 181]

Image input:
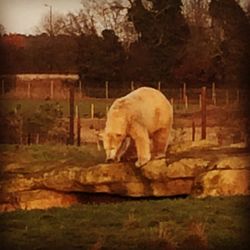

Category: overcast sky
[0, 0, 82, 34]
[0, 0, 249, 35]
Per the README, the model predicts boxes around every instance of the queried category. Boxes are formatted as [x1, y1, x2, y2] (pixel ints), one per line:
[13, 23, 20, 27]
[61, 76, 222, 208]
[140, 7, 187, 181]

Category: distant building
[0, 74, 80, 99]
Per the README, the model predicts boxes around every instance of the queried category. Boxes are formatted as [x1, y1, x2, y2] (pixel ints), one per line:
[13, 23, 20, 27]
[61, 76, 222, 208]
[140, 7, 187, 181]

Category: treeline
[0, 0, 249, 88]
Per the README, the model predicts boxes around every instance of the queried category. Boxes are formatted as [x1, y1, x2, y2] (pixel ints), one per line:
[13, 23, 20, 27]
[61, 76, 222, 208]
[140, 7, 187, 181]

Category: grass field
[0, 144, 105, 170]
[0, 144, 250, 249]
[0, 196, 249, 250]
[0, 99, 114, 118]
[0, 98, 204, 119]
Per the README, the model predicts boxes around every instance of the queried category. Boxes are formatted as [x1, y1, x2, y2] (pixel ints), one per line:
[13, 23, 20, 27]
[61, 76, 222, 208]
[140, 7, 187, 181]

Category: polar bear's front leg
[116, 137, 131, 162]
[129, 122, 151, 167]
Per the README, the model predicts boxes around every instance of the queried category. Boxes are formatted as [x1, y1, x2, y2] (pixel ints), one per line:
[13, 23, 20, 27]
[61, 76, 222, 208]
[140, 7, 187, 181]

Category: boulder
[168, 140, 219, 154]
[193, 169, 250, 197]
[193, 155, 250, 197]
[0, 160, 202, 199]
[142, 158, 209, 179]
[214, 156, 250, 170]
[0, 153, 249, 211]
[0, 190, 78, 212]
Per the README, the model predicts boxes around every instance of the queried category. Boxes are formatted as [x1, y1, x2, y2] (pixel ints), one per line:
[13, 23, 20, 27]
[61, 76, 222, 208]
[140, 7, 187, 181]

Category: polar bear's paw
[153, 153, 166, 160]
[135, 157, 151, 168]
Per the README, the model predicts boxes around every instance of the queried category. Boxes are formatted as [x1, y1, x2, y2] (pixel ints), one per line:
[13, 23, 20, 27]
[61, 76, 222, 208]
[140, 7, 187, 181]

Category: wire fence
[0, 76, 247, 144]
[0, 76, 246, 104]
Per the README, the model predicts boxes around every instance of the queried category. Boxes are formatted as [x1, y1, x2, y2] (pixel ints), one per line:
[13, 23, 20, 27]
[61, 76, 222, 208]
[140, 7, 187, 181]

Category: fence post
[131, 81, 134, 91]
[212, 82, 216, 105]
[192, 121, 196, 142]
[201, 86, 207, 140]
[79, 80, 82, 99]
[75, 105, 81, 147]
[106, 105, 109, 117]
[50, 80, 54, 99]
[19, 118, 23, 145]
[27, 133, 31, 145]
[91, 103, 95, 119]
[199, 94, 202, 110]
[69, 84, 75, 145]
[184, 95, 188, 110]
[105, 81, 109, 99]
[27, 82, 31, 99]
[35, 134, 40, 144]
[1, 79, 4, 95]
[158, 81, 161, 91]
[183, 83, 186, 101]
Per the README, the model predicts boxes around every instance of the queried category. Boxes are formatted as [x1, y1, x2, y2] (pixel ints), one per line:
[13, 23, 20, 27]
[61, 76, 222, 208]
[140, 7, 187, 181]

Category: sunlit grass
[0, 98, 202, 118]
[0, 144, 105, 170]
[0, 196, 249, 250]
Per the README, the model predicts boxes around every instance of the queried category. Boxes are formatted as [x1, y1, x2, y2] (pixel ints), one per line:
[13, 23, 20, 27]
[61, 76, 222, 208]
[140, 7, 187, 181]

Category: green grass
[0, 196, 249, 250]
[0, 145, 249, 249]
[0, 98, 201, 118]
[0, 99, 113, 118]
[0, 144, 105, 172]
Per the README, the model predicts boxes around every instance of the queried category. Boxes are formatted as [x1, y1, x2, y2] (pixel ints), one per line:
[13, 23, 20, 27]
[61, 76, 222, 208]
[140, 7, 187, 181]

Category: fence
[0, 77, 247, 146]
[0, 76, 246, 107]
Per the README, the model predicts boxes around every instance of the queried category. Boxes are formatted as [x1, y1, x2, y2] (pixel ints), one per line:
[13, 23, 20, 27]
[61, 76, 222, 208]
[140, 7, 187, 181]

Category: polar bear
[103, 87, 173, 167]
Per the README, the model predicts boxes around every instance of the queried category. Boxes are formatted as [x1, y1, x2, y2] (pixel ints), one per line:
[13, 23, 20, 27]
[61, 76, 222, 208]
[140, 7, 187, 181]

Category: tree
[79, 0, 137, 46]
[209, 0, 250, 87]
[24, 102, 63, 137]
[245, 0, 250, 21]
[43, 2, 127, 83]
[36, 11, 67, 37]
[127, 0, 190, 82]
[175, 0, 220, 85]
[78, 29, 126, 83]
[183, 0, 210, 28]
[0, 24, 6, 36]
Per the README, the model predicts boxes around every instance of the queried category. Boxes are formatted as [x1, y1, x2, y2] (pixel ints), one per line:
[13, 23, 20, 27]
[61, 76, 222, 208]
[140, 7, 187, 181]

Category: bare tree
[35, 0, 137, 46]
[0, 24, 6, 36]
[35, 11, 67, 36]
[55, 10, 97, 36]
[183, 0, 210, 28]
[78, 0, 137, 45]
[245, 0, 250, 18]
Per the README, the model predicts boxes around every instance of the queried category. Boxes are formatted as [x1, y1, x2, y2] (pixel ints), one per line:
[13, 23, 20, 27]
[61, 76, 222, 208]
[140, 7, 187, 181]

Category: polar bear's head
[102, 106, 129, 162]
[102, 133, 129, 162]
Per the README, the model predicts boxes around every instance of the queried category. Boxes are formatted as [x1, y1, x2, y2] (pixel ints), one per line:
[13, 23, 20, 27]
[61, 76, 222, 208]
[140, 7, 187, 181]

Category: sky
[0, 0, 82, 34]
[0, 0, 249, 35]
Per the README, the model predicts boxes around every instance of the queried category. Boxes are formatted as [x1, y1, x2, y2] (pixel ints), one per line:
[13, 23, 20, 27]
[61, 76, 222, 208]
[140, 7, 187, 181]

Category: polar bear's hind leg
[152, 128, 170, 159]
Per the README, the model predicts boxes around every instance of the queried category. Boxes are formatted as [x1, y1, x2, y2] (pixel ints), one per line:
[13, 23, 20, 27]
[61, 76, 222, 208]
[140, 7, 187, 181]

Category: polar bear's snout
[106, 149, 117, 162]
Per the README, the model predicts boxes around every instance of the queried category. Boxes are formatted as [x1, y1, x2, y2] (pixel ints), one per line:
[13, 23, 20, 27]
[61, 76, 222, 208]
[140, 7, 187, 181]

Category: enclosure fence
[0, 76, 246, 146]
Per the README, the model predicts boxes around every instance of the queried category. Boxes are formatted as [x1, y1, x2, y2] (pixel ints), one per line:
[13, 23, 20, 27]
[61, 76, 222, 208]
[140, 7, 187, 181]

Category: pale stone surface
[0, 190, 79, 212]
[142, 158, 209, 180]
[1, 153, 249, 211]
[150, 180, 194, 197]
[214, 156, 250, 170]
[166, 158, 210, 178]
[193, 169, 250, 197]
[168, 140, 219, 154]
